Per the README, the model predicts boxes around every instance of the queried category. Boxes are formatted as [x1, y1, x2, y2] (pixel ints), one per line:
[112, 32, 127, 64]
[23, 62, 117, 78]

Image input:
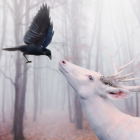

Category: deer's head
[59, 46, 140, 101]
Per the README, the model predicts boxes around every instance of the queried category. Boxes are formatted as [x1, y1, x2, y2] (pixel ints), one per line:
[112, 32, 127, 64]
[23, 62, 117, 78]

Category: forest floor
[0, 109, 99, 140]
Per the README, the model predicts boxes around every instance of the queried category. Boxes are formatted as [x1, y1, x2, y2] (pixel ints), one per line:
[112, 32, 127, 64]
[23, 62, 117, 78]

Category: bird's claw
[26, 61, 32, 63]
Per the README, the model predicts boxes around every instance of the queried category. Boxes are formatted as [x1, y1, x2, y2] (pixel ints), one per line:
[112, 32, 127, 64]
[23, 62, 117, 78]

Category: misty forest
[0, 0, 140, 140]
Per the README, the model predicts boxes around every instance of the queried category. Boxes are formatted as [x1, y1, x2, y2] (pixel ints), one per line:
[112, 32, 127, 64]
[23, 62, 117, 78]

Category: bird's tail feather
[2, 47, 20, 51]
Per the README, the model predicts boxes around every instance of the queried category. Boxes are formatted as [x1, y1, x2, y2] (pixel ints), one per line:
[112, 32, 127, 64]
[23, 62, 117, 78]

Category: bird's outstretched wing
[42, 23, 54, 48]
[24, 4, 53, 47]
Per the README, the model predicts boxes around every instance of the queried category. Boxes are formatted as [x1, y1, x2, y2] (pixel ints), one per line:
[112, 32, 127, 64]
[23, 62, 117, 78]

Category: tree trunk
[95, 1, 102, 72]
[33, 57, 38, 122]
[12, 1, 23, 139]
[74, 94, 83, 129]
[18, 65, 27, 139]
[2, 76, 6, 123]
[39, 63, 42, 114]
[0, 0, 7, 60]
[70, 0, 83, 129]
[13, 84, 20, 140]
[62, 80, 66, 111]
[18, 0, 29, 138]
[121, 4, 138, 115]
[0, 1, 8, 123]
[67, 83, 75, 123]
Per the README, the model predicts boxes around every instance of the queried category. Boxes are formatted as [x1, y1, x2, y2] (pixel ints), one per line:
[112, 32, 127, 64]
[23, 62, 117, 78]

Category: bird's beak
[48, 55, 52, 60]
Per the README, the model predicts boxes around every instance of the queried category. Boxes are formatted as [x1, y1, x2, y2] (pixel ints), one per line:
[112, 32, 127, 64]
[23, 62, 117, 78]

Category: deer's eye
[88, 75, 93, 81]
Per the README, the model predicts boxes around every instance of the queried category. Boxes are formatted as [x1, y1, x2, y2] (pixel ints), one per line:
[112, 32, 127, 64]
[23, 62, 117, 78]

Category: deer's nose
[61, 60, 66, 64]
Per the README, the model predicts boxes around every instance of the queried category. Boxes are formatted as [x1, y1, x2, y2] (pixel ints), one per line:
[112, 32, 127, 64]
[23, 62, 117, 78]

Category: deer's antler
[101, 45, 140, 92]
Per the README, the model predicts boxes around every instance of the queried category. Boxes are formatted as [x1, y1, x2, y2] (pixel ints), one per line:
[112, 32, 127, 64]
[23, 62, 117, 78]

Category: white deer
[59, 46, 140, 140]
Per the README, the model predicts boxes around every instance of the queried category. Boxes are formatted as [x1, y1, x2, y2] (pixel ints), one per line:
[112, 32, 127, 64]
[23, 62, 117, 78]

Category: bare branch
[50, 2, 67, 9]
[20, 0, 46, 20]
[130, 0, 140, 24]
[17, 65, 31, 79]
[31, 66, 60, 74]
[0, 68, 15, 86]
[5, 1, 15, 17]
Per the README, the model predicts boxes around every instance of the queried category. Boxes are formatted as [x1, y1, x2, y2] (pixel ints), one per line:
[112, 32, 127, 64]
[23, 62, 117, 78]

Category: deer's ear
[106, 87, 133, 100]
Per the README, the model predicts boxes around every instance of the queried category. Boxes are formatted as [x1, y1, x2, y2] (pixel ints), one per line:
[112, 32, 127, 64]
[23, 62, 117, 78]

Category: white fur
[59, 60, 140, 140]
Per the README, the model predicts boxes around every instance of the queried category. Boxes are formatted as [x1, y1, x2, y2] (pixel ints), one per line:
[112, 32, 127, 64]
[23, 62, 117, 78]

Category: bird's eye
[88, 75, 93, 81]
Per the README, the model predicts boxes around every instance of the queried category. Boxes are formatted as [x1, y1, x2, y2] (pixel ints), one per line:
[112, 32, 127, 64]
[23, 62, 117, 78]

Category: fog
[0, 0, 140, 139]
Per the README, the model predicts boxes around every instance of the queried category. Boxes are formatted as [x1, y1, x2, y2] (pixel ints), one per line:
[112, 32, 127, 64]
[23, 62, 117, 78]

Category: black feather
[24, 4, 53, 47]
[2, 3, 54, 63]
[2, 47, 20, 51]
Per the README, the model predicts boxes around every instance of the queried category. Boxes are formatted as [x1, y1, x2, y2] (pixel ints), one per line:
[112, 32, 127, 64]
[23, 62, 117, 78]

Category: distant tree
[10, 1, 24, 139]
[70, 0, 83, 129]
[0, 0, 8, 123]
[18, 0, 30, 139]
[0, 0, 7, 60]
[121, 2, 139, 116]
[33, 57, 39, 122]
[95, 0, 103, 72]
[130, 0, 140, 25]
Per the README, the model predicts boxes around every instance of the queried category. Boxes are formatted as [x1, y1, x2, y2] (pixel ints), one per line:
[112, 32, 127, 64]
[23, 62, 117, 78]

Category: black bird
[2, 4, 54, 63]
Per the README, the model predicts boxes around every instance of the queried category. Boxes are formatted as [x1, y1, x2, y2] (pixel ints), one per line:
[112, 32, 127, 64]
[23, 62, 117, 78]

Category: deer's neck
[81, 97, 130, 140]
